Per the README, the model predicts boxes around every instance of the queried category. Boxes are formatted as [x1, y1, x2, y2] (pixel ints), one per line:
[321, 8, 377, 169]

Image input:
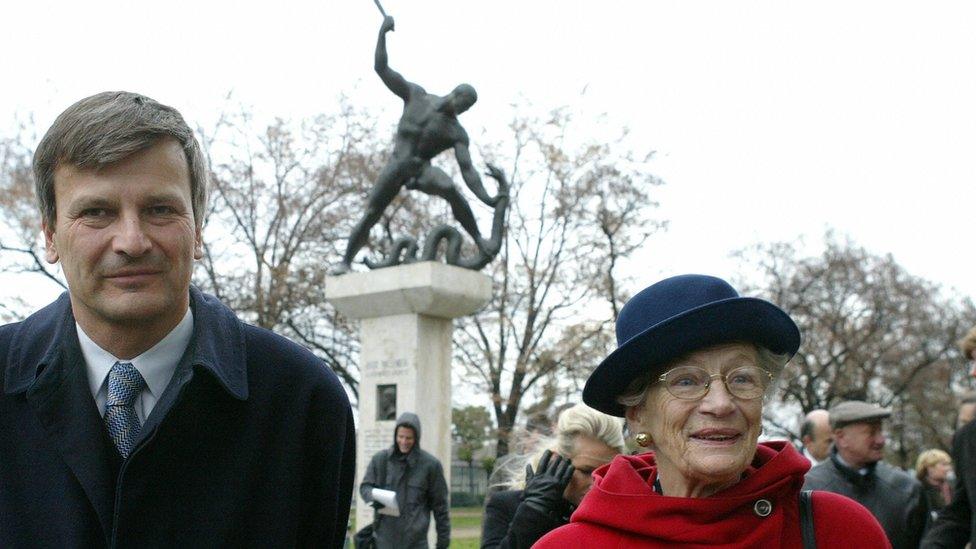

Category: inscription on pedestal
[364, 358, 411, 377]
[363, 425, 392, 460]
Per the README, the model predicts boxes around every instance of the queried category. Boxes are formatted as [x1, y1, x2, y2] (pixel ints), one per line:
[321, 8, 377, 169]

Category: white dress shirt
[79, 308, 194, 423]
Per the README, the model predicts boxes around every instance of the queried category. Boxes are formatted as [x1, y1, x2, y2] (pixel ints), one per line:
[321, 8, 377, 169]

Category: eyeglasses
[656, 365, 772, 400]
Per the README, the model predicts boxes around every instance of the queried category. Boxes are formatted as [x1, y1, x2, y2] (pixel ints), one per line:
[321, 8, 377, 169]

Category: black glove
[370, 500, 385, 510]
[521, 449, 574, 518]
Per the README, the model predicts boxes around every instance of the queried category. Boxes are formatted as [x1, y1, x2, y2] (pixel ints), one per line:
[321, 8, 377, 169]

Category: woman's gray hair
[32, 91, 209, 228]
[491, 403, 625, 490]
[616, 344, 791, 411]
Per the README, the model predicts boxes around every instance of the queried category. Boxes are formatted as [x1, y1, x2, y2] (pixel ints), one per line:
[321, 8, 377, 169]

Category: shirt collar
[77, 308, 194, 398]
[831, 446, 874, 477]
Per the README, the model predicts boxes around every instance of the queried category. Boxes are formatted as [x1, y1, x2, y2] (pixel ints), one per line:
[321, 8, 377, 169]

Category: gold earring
[635, 432, 652, 447]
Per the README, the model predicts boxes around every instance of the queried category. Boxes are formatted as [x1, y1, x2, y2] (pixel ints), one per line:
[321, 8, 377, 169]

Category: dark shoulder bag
[799, 489, 817, 549]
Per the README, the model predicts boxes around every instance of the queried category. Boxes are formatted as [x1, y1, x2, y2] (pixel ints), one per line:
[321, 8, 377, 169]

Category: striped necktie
[104, 361, 146, 458]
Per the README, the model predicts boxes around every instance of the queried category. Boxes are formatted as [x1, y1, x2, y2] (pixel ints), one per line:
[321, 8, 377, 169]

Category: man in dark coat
[921, 325, 976, 547]
[0, 91, 355, 547]
[803, 400, 927, 549]
[360, 412, 450, 548]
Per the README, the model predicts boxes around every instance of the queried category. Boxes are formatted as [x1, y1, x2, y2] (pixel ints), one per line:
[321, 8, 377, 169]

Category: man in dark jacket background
[803, 400, 927, 549]
[921, 325, 976, 548]
[0, 91, 355, 547]
[360, 412, 450, 548]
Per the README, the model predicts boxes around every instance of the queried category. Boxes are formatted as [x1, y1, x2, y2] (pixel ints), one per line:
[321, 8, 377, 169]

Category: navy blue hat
[583, 274, 801, 417]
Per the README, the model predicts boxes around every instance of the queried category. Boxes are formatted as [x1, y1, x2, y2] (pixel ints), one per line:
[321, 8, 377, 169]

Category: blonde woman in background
[480, 403, 624, 549]
[916, 448, 953, 522]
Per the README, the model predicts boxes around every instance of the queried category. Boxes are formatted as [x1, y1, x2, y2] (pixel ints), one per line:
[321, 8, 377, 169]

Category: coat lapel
[26, 331, 116, 543]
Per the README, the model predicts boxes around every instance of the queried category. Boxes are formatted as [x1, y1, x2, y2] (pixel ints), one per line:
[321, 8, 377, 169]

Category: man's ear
[831, 428, 844, 448]
[193, 224, 204, 260]
[42, 222, 59, 264]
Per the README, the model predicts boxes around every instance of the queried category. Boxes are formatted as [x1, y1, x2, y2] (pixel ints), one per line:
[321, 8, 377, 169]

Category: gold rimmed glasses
[657, 365, 772, 400]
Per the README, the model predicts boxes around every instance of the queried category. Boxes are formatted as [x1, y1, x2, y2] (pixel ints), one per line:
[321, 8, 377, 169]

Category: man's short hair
[960, 326, 976, 361]
[32, 91, 208, 228]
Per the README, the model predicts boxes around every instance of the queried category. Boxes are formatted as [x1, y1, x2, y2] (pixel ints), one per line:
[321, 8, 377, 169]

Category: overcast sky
[2, 1, 974, 307]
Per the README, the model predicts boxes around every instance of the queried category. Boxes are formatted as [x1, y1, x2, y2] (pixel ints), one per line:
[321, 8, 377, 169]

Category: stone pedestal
[325, 262, 492, 540]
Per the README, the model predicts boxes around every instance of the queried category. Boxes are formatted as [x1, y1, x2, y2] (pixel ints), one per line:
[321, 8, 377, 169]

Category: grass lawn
[351, 506, 484, 548]
[451, 506, 484, 530]
[451, 505, 483, 547]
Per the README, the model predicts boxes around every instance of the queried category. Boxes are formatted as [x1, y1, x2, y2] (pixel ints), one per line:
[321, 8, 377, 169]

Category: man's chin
[88, 294, 186, 326]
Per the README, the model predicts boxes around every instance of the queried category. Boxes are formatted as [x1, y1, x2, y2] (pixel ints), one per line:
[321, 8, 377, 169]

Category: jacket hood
[570, 441, 811, 546]
[393, 412, 422, 453]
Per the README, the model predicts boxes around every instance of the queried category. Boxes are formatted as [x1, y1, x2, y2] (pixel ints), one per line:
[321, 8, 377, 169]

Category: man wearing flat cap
[803, 400, 927, 549]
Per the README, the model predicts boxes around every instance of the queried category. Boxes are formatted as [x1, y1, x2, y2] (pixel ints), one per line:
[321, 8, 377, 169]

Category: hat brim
[831, 411, 892, 429]
[583, 297, 801, 417]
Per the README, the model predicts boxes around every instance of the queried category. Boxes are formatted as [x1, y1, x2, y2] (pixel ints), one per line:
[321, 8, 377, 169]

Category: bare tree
[737, 233, 976, 466]
[195, 101, 399, 399]
[0, 123, 66, 293]
[457, 108, 664, 457]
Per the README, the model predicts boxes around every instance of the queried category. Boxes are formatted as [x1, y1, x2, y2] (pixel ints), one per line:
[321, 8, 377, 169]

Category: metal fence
[451, 461, 490, 498]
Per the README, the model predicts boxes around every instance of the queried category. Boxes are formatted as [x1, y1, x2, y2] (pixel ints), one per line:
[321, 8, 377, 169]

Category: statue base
[325, 262, 492, 541]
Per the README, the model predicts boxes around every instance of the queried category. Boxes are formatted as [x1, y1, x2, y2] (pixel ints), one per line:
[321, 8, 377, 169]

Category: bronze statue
[335, 15, 508, 274]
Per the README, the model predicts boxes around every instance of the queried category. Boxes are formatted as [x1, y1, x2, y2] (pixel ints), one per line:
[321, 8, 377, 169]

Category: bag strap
[799, 489, 817, 549]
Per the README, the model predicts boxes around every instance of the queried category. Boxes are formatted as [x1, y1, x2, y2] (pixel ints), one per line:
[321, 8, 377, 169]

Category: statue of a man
[336, 16, 506, 273]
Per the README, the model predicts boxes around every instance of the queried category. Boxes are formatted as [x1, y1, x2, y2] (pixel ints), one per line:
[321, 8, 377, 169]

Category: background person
[535, 274, 889, 548]
[915, 449, 953, 522]
[480, 403, 624, 549]
[799, 408, 832, 465]
[922, 325, 976, 547]
[956, 391, 976, 431]
[803, 400, 928, 549]
[360, 412, 450, 549]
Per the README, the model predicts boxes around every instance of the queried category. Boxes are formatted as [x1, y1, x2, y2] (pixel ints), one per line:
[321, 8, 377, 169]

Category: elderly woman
[536, 275, 890, 548]
[480, 403, 624, 549]
[915, 448, 953, 519]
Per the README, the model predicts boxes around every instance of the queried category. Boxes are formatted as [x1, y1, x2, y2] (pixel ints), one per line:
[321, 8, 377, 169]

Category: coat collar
[4, 286, 249, 401]
[828, 446, 878, 487]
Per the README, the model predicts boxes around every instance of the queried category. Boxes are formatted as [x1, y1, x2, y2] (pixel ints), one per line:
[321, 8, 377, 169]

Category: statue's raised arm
[375, 16, 412, 100]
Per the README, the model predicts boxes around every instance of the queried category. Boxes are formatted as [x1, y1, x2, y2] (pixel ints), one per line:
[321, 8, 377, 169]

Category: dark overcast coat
[921, 419, 976, 548]
[0, 287, 356, 548]
[480, 489, 571, 549]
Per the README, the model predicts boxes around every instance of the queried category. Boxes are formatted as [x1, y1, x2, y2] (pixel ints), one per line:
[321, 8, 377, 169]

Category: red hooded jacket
[534, 441, 890, 548]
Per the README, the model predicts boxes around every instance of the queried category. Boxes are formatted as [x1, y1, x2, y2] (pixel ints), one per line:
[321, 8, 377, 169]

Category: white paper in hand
[371, 488, 400, 517]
